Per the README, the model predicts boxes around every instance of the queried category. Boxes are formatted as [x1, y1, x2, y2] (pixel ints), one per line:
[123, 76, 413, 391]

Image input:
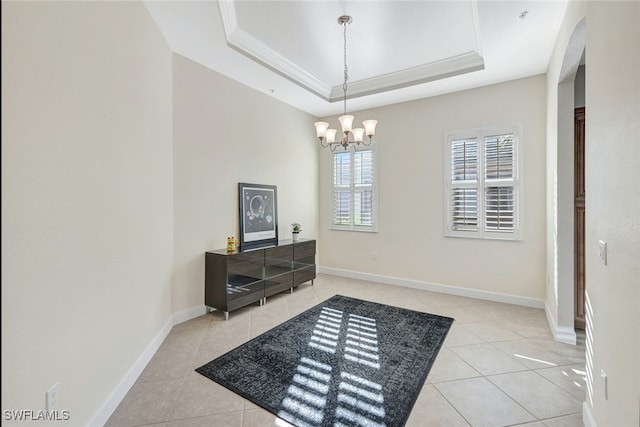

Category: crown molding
[228, 27, 332, 99]
[218, 1, 331, 100]
[328, 52, 484, 102]
[219, 1, 484, 103]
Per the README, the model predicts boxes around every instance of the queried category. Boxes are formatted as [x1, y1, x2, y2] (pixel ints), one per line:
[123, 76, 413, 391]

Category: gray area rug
[196, 294, 454, 427]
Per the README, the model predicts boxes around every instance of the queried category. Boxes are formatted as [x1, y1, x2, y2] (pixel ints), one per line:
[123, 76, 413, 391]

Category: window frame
[444, 124, 523, 241]
[330, 143, 379, 232]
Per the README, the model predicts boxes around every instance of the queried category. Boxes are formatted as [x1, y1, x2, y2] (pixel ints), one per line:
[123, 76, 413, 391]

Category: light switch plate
[598, 240, 607, 265]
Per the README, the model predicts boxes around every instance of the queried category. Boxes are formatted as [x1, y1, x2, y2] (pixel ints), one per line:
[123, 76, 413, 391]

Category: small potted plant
[291, 222, 302, 241]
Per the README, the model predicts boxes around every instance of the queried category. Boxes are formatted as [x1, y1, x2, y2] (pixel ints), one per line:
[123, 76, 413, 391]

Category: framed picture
[238, 183, 278, 250]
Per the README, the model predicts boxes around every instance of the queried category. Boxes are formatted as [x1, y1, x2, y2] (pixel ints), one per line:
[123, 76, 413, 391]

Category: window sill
[445, 231, 522, 241]
[330, 226, 378, 233]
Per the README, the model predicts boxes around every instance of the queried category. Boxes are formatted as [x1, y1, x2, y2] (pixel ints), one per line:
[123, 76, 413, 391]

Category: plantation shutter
[484, 133, 515, 232]
[333, 151, 351, 225]
[450, 138, 478, 231]
[332, 148, 375, 229]
[445, 126, 520, 239]
[354, 150, 374, 226]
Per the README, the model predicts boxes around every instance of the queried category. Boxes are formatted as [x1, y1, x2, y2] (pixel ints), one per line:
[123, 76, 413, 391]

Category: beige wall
[171, 54, 319, 314]
[2, 2, 320, 423]
[2, 1, 173, 425]
[319, 76, 547, 301]
[545, 1, 639, 425]
[544, 0, 586, 342]
[583, 2, 640, 425]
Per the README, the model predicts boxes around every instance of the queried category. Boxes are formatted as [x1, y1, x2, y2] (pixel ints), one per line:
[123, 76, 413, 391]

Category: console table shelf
[205, 239, 316, 319]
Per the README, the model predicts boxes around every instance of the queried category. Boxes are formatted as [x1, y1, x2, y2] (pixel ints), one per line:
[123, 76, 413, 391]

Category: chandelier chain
[312, 15, 377, 150]
[343, 20, 349, 117]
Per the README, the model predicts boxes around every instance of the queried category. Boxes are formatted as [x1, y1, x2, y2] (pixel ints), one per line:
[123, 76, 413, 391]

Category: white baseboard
[88, 304, 208, 426]
[583, 401, 596, 427]
[172, 304, 208, 325]
[318, 266, 545, 309]
[88, 317, 173, 426]
[544, 301, 577, 345]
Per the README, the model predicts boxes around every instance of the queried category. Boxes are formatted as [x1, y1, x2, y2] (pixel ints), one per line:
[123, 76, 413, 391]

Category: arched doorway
[553, 18, 585, 343]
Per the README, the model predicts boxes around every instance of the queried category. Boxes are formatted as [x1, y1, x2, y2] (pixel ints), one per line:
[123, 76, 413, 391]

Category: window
[444, 125, 521, 240]
[331, 146, 377, 232]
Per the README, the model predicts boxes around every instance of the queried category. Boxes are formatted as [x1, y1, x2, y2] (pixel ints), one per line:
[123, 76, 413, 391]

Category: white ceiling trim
[147, 0, 569, 116]
[329, 52, 485, 102]
[219, 0, 485, 104]
[218, 0, 331, 99]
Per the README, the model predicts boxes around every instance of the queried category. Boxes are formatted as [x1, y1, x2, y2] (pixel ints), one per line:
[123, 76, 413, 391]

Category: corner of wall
[89, 304, 207, 425]
[544, 301, 577, 345]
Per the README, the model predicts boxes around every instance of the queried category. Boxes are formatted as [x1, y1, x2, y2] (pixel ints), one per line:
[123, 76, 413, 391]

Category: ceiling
[144, 0, 568, 117]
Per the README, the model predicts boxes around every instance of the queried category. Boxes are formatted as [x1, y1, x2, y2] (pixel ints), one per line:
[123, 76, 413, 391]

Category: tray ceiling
[144, 1, 568, 117]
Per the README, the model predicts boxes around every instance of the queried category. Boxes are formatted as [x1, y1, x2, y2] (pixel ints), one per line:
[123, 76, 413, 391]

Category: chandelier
[314, 15, 378, 151]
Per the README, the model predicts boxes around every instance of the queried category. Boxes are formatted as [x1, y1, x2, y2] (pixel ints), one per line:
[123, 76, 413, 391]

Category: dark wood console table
[205, 239, 316, 320]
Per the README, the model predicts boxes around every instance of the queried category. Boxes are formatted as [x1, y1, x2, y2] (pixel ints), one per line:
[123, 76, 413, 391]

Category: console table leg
[312, 279, 314, 285]
[224, 311, 229, 321]
[290, 287, 294, 294]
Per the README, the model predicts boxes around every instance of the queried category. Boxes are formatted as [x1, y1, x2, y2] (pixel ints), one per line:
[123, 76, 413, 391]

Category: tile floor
[106, 274, 587, 427]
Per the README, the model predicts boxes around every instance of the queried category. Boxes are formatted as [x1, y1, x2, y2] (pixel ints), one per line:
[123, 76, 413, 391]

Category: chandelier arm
[319, 138, 329, 148]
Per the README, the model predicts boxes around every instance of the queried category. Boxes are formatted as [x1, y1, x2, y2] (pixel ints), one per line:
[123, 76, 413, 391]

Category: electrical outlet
[46, 383, 59, 410]
[371, 252, 377, 261]
[598, 240, 607, 265]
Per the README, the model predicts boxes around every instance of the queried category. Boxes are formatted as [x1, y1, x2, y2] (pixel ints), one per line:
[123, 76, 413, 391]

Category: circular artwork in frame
[238, 183, 278, 250]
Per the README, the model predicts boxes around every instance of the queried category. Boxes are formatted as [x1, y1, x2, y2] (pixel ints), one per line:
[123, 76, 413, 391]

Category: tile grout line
[164, 314, 213, 424]
[430, 383, 473, 427]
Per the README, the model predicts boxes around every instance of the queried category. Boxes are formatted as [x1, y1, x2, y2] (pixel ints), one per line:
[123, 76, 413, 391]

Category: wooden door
[574, 107, 586, 330]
